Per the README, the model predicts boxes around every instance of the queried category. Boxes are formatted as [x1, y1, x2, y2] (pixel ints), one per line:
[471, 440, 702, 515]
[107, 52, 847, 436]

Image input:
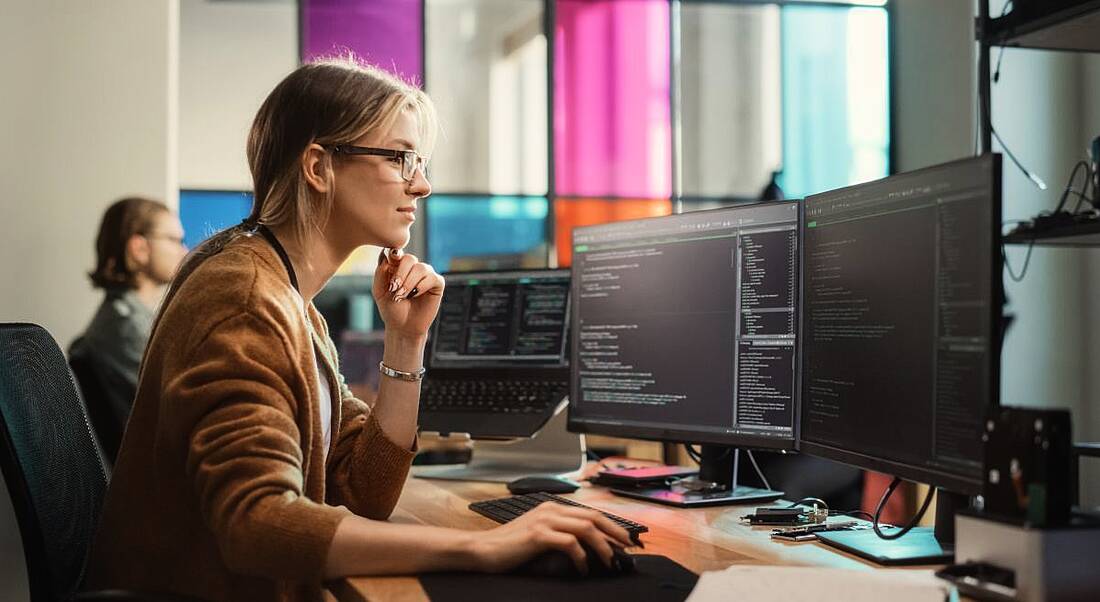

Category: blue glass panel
[780, 6, 889, 198]
[179, 190, 253, 249]
[426, 195, 549, 272]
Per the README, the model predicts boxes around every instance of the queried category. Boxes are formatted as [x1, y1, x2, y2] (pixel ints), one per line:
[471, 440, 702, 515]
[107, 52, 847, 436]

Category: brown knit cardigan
[84, 233, 416, 601]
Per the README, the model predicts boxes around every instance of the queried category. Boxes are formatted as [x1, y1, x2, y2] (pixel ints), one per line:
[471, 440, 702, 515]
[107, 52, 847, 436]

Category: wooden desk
[331, 470, 935, 602]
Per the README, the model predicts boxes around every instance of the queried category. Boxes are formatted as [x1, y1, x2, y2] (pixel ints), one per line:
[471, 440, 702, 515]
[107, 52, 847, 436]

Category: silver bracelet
[378, 360, 426, 382]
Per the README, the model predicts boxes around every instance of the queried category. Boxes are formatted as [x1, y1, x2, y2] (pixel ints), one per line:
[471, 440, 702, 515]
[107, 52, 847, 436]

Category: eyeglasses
[142, 233, 186, 246]
[326, 144, 428, 182]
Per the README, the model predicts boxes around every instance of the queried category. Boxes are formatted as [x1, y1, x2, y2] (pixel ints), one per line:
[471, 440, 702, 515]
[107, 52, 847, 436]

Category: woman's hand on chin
[373, 247, 445, 337]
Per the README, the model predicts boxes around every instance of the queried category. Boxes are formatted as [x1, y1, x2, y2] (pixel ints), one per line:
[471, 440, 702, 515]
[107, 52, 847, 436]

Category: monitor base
[816, 526, 952, 566]
[611, 484, 783, 508]
[415, 408, 585, 483]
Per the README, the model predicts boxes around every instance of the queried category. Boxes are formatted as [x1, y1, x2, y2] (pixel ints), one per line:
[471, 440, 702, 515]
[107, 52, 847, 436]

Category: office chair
[0, 323, 199, 602]
[67, 344, 125, 467]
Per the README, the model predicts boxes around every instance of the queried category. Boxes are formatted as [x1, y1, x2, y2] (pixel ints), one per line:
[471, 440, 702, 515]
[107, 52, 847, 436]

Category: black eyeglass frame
[325, 144, 427, 182]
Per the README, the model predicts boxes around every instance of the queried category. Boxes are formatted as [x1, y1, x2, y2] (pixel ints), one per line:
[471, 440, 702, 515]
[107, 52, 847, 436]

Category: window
[287, 0, 891, 270]
[426, 195, 549, 272]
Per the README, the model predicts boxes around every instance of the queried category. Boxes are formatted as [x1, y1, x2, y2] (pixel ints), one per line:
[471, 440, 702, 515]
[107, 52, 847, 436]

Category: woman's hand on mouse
[373, 247, 445, 337]
[469, 503, 633, 575]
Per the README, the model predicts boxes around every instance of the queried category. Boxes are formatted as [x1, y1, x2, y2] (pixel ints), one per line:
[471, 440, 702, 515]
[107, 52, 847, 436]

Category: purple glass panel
[554, 0, 671, 198]
[302, 0, 423, 83]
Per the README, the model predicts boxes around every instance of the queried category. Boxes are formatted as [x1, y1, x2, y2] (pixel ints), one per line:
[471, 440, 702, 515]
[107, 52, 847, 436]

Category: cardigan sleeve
[323, 334, 418, 518]
[163, 311, 351, 582]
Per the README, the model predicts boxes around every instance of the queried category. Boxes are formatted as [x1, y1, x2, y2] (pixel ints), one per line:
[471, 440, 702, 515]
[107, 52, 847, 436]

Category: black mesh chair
[0, 323, 198, 602]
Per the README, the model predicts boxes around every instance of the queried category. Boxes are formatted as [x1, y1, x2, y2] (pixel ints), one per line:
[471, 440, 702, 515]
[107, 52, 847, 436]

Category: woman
[70, 197, 187, 462]
[85, 59, 631, 601]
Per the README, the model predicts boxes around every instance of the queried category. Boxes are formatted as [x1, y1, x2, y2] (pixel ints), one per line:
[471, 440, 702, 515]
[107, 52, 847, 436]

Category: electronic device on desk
[507, 475, 580, 495]
[939, 406, 1100, 601]
[799, 154, 1002, 565]
[416, 269, 584, 483]
[589, 465, 699, 489]
[982, 406, 1072, 526]
[469, 492, 649, 543]
[569, 201, 801, 507]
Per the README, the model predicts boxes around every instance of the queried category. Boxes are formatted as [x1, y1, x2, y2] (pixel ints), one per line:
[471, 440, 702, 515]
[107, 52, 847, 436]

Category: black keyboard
[469, 492, 649, 537]
[421, 378, 567, 414]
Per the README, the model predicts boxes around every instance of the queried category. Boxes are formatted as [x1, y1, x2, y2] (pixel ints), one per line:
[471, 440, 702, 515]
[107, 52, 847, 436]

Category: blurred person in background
[70, 196, 187, 462]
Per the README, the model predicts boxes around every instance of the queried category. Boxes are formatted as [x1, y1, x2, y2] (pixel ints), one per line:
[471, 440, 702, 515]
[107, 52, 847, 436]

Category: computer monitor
[569, 201, 801, 507]
[800, 154, 1002, 564]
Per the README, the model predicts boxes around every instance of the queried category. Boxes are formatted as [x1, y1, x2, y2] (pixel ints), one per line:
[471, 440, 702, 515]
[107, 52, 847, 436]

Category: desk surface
[331, 469, 938, 601]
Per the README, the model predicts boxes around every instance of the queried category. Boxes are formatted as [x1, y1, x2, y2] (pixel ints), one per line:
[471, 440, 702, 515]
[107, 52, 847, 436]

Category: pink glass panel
[554, 0, 671, 198]
[301, 0, 423, 83]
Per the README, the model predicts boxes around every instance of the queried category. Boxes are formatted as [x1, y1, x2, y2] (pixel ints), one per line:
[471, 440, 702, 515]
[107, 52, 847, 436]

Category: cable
[871, 477, 936, 540]
[746, 450, 771, 492]
[683, 444, 733, 465]
[991, 1, 1012, 84]
[1053, 160, 1091, 214]
[992, 127, 1047, 190]
[835, 509, 875, 521]
[1002, 239, 1035, 283]
[684, 444, 702, 464]
[977, 1, 1013, 153]
[788, 497, 828, 511]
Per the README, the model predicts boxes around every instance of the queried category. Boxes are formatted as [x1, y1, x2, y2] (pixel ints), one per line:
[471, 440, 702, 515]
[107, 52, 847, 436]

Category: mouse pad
[419, 555, 698, 602]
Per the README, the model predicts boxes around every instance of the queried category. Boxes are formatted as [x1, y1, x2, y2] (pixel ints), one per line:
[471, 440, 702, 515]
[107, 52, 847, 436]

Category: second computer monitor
[568, 201, 800, 452]
[799, 154, 1001, 564]
[799, 154, 1000, 496]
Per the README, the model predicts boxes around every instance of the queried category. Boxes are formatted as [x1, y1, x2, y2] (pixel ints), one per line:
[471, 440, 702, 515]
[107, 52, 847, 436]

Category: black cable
[992, 46, 1006, 83]
[787, 498, 829, 511]
[871, 477, 936, 540]
[991, 126, 1047, 190]
[1002, 239, 1035, 283]
[683, 444, 732, 465]
[991, 1, 1012, 84]
[684, 444, 702, 464]
[835, 510, 875, 521]
[1054, 160, 1091, 214]
[977, 1, 1013, 153]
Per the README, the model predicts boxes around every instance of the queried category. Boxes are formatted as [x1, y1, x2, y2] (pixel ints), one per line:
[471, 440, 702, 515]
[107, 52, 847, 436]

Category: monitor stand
[610, 444, 783, 508]
[815, 488, 965, 565]
[414, 407, 586, 483]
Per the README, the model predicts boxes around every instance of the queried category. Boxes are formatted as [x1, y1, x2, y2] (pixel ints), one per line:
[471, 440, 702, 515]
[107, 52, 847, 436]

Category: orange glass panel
[554, 198, 672, 266]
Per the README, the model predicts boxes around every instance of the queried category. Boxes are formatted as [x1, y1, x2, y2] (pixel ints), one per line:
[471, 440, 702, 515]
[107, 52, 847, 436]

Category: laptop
[418, 269, 571, 439]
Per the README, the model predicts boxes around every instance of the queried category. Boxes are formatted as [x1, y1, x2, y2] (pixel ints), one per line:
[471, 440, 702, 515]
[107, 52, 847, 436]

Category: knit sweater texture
[85, 233, 416, 601]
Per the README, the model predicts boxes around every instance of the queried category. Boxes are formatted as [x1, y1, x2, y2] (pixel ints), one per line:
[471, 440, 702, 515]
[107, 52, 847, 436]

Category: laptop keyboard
[421, 378, 567, 414]
[469, 492, 649, 537]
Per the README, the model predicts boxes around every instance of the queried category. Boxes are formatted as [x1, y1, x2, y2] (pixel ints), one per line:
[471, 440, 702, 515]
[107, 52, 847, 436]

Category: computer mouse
[516, 544, 635, 579]
[506, 475, 580, 495]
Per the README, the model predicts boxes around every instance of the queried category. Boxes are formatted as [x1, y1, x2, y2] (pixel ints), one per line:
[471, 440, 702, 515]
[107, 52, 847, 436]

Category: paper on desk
[685, 565, 955, 602]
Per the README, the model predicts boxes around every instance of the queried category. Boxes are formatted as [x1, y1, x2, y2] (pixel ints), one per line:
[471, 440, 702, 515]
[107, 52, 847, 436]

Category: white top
[314, 350, 333, 460]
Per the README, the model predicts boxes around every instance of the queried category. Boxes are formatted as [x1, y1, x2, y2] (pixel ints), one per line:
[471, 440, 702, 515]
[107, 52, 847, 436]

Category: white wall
[892, 0, 976, 171]
[179, 0, 297, 190]
[0, 2, 179, 599]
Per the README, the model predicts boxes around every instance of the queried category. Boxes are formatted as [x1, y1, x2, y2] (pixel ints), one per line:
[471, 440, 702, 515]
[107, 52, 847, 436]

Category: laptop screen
[428, 269, 571, 369]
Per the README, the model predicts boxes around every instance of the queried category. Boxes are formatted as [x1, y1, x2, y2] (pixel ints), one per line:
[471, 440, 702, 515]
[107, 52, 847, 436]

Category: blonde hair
[155, 56, 437, 325]
[246, 56, 438, 244]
